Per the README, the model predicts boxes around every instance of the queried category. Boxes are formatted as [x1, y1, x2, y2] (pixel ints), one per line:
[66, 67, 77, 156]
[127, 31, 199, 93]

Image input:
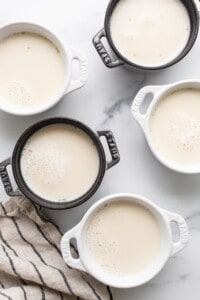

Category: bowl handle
[131, 85, 163, 131]
[93, 28, 123, 68]
[98, 130, 120, 169]
[61, 225, 87, 272]
[66, 48, 88, 94]
[164, 210, 189, 256]
[0, 158, 22, 197]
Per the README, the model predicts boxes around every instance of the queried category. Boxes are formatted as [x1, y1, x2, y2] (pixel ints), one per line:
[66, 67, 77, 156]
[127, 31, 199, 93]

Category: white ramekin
[61, 193, 188, 288]
[0, 22, 88, 116]
[132, 79, 200, 174]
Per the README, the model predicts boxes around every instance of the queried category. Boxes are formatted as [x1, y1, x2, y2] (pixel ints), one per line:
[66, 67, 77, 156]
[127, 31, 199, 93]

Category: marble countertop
[0, 0, 200, 299]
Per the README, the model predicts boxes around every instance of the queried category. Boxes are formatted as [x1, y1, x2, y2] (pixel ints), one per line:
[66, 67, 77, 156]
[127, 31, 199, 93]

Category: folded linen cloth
[0, 197, 113, 300]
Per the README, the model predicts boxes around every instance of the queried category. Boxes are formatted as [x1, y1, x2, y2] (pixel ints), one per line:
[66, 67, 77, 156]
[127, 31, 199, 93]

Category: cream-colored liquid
[20, 124, 100, 202]
[110, 0, 190, 67]
[150, 89, 200, 166]
[0, 32, 65, 109]
[86, 200, 161, 275]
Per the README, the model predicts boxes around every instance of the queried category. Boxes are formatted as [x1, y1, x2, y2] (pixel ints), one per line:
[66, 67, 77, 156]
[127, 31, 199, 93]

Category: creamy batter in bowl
[0, 22, 88, 116]
[61, 194, 188, 288]
[131, 80, 200, 173]
[93, 0, 199, 71]
[0, 118, 120, 209]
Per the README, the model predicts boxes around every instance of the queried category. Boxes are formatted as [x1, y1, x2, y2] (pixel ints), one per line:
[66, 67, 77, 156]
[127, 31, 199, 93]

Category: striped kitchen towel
[0, 197, 113, 300]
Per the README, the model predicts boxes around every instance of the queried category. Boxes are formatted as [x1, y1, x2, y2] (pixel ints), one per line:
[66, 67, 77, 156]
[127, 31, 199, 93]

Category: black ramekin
[93, 0, 199, 71]
[0, 118, 120, 210]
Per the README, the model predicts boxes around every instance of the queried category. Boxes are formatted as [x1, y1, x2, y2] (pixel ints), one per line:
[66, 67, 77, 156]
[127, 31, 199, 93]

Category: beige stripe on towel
[0, 197, 112, 300]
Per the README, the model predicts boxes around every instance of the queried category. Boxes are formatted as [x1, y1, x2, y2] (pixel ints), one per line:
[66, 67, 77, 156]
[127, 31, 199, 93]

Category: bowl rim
[0, 21, 71, 116]
[12, 117, 107, 209]
[104, 0, 199, 70]
[75, 193, 172, 288]
[139, 80, 200, 173]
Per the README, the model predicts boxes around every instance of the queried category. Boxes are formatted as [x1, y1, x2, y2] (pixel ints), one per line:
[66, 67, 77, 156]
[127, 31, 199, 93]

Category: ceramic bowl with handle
[131, 79, 200, 173]
[61, 193, 188, 288]
[93, 0, 199, 71]
[0, 22, 88, 116]
[0, 118, 120, 209]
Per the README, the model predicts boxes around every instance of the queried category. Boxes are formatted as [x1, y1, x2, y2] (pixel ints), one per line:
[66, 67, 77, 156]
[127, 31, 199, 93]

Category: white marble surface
[0, 0, 200, 299]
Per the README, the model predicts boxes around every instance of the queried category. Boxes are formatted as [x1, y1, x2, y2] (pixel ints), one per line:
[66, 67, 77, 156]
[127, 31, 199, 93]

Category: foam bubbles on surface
[22, 142, 70, 187]
[1, 81, 32, 104]
[169, 113, 200, 152]
[86, 201, 161, 276]
[0, 32, 65, 110]
[150, 88, 200, 166]
[20, 124, 100, 202]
